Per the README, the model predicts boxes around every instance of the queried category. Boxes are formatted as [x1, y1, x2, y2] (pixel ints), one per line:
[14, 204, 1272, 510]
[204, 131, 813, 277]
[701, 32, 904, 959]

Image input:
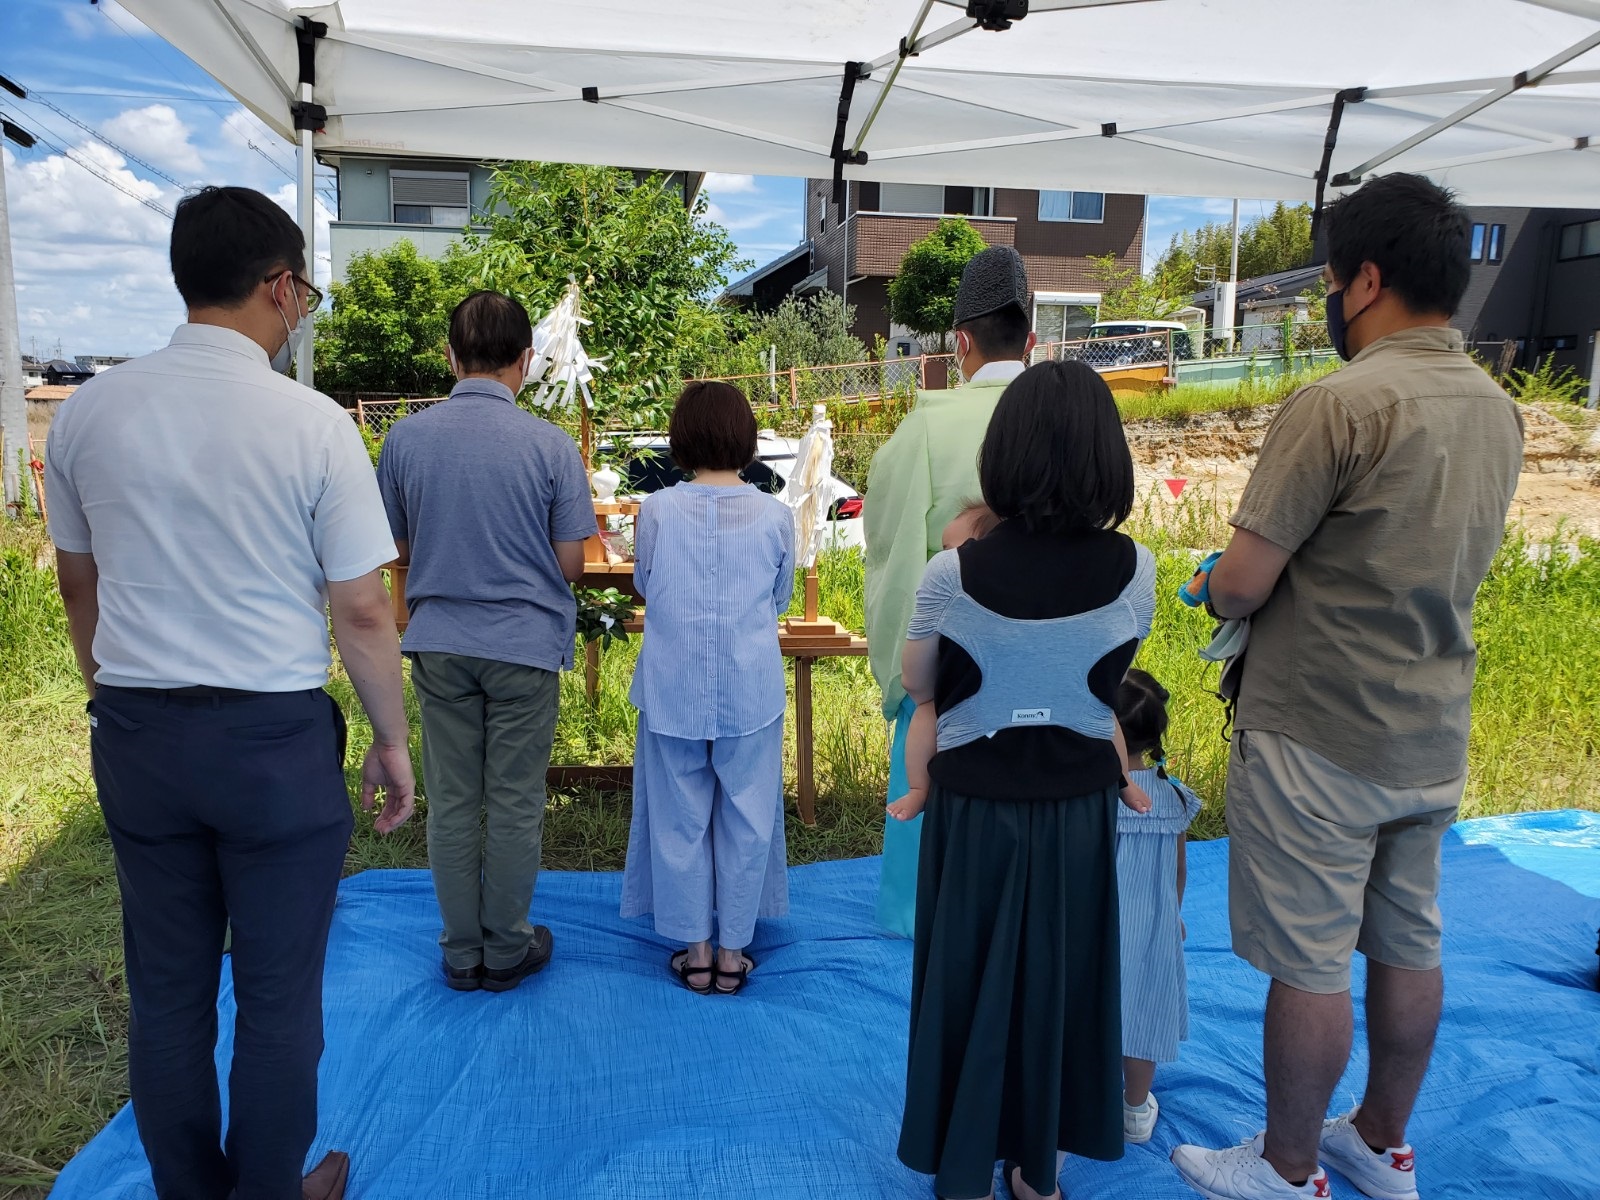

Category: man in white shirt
[46, 186, 414, 1200]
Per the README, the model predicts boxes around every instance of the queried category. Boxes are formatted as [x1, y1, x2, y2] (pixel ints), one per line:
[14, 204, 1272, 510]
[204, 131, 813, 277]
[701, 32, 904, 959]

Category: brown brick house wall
[802, 181, 1146, 342]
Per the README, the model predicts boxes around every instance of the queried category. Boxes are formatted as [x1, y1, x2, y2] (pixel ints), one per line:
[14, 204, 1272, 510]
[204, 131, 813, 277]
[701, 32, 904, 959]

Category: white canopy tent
[119, 0, 1600, 384]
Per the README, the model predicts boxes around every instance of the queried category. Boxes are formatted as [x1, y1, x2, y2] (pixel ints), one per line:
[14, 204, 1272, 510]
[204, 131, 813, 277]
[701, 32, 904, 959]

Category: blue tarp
[51, 811, 1600, 1199]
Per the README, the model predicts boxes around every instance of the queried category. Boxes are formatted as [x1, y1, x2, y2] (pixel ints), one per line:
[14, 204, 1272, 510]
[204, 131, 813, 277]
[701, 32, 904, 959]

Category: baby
[887, 501, 999, 821]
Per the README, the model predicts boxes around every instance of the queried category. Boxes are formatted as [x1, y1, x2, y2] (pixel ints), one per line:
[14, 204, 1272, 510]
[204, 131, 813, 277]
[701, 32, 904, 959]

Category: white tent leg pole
[296, 81, 315, 389]
[0, 145, 25, 512]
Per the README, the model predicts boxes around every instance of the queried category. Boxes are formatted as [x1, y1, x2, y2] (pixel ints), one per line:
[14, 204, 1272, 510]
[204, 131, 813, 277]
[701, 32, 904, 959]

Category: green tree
[1153, 202, 1315, 289]
[1085, 252, 1190, 321]
[314, 239, 465, 395]
[458, 162, 749, 433]
[712, 292, 868, 376]
[886, 217, 988, 352]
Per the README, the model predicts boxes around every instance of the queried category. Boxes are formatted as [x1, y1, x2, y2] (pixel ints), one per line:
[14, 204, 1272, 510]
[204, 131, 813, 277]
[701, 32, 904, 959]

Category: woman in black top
[894, 361, 1157, 1200]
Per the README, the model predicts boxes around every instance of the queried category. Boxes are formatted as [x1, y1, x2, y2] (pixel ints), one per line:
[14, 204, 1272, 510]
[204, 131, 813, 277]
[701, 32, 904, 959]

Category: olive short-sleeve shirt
[1230, 326, 1524, 788]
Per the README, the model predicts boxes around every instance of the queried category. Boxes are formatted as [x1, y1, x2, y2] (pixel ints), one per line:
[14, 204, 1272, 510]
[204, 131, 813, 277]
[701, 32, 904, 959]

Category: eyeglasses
[266, 270, 324, 315]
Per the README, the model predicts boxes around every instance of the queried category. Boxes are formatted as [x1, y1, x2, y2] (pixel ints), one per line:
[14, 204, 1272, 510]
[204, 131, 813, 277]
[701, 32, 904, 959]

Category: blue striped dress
[1118, 767, 1203, 1063]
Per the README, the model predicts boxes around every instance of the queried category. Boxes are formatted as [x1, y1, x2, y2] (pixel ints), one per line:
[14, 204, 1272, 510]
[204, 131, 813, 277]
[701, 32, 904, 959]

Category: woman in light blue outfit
[1112, 669, 1203, 1144]
[620, 381, 796, 996]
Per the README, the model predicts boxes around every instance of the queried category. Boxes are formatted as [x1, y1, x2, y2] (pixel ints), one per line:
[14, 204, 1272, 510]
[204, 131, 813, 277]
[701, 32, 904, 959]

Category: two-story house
[325, 155, 706, 282]
[1456, 207, 1600, 390]
[725, 180, 1146, 353]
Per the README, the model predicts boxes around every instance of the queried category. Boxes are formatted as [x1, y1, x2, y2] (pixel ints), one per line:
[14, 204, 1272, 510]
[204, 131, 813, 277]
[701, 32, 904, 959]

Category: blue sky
[3, 0, 1273, 359]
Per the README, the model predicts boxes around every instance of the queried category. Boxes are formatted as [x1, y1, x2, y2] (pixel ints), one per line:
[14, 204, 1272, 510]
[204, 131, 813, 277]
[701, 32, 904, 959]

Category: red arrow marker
[1164, 478, 1188, 499]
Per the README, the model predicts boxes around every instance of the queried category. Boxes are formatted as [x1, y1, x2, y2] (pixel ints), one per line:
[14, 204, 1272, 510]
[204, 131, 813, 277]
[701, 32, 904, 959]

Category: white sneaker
[1320, 1109, 1419, 1200]
[1125, 1092, 1160, 1143]
[1171, 1133, 1331, 1200]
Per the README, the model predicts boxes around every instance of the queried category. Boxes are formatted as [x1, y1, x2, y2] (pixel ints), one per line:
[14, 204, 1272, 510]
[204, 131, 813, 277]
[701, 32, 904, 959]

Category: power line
[35, 89, 239, 107]
[95, 3, 234, 106]
[20, 90, 186, 188]
[0, 111, 174, 219]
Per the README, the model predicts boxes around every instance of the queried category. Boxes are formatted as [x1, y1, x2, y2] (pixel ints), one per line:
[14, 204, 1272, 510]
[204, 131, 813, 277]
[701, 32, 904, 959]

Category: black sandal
[713, 951, 757, 995]
[669, 949, 715, 995]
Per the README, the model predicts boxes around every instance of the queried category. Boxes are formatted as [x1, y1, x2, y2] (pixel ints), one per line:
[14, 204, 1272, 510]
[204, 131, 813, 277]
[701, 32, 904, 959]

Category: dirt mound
[1125, 402, 1600, 539]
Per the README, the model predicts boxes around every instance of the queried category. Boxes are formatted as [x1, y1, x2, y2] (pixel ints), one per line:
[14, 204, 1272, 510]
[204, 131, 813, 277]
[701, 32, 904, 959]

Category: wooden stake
[795, 656, 816, 825]
[585, 639, 601, 707]
[804, 566, 819, 623]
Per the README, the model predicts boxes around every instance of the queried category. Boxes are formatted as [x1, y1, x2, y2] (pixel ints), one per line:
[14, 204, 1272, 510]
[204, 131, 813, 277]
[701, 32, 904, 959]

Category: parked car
[596, 429, 866, 551]
[1070, 320, 1196, 367]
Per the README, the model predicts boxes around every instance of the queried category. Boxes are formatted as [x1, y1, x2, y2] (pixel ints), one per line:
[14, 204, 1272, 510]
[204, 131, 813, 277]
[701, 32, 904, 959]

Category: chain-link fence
[348, 320, 1338, 435]
[351, 395, 444, 434]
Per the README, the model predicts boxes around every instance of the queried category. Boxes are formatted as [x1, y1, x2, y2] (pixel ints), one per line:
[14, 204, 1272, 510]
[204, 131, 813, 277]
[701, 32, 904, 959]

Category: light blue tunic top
[629, 483, 796, 740]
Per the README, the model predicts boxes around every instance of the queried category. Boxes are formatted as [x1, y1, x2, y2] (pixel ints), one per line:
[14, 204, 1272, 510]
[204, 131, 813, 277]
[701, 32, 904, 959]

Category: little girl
[894, 361, 1155, 1200]
[1112, 669, 1202, 1143]
[620, 381, 796, 996]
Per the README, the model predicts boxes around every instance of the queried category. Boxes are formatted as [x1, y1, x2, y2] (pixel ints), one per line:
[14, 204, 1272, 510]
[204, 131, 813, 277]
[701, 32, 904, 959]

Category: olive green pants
[410, 652, 561, 972]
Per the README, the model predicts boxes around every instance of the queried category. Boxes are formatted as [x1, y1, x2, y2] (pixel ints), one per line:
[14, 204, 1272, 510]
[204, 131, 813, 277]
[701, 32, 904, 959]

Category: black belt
[100, 685, 310, 703]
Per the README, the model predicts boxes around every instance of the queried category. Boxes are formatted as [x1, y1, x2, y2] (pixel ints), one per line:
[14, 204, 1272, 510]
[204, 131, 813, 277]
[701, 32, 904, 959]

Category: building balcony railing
[846, 211, 1019, 276]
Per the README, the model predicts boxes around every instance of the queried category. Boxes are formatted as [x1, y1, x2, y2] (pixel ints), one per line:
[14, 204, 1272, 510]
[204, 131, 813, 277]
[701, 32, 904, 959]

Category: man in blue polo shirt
[378, 290, 597, 993]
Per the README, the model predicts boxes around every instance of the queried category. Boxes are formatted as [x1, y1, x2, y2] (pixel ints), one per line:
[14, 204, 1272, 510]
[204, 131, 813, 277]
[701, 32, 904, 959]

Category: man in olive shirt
[1172, 175, 1523, 1200]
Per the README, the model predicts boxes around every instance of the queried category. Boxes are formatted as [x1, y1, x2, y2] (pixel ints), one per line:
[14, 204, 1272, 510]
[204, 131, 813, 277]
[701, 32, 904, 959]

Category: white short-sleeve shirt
[46, 324, 398, 691]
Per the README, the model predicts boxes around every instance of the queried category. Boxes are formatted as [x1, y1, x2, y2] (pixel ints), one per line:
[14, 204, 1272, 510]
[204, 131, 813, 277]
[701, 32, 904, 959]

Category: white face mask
[270, 273, 306, 375]
[952, 333, 970, 385]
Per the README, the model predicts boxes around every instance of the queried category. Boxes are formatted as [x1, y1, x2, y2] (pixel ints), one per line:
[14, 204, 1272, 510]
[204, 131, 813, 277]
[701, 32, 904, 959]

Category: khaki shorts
[1226, 728, 1463, 994]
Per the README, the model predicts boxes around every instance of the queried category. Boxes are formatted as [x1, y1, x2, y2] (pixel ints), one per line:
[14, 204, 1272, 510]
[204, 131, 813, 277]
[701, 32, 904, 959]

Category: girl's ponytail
[1114, 668, 1171, 778]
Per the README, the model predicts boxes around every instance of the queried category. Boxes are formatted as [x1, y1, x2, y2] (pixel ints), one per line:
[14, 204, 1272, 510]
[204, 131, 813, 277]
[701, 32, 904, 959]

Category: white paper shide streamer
[780, 403, 834, 570]
[526, 280, 606, 411]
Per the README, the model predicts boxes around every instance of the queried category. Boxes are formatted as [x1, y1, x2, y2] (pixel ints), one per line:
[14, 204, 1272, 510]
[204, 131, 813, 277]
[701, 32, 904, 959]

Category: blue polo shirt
[376, 379, 598, 672]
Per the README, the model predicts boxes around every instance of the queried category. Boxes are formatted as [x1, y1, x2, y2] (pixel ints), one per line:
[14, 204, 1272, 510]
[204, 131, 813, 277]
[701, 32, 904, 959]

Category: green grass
[4, 500, 1599, 1193]
[1116, 361, 1341, 423]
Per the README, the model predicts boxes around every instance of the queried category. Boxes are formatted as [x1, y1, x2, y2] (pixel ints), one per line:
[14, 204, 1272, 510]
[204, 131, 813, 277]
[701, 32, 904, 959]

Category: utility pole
[0, 75, 35, 516]
[1217, 198, 1241, 353]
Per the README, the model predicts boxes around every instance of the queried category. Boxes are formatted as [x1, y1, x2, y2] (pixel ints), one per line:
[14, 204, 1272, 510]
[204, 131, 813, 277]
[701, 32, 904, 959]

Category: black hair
[1324, 173, 1472, 317]
[1115, 668, 1170, 776]
[978, 360, 1134, 534]
[669, 381, 758, 473]
[448, 291, 533, 374]
[956, 304, 1031, 359]
[169, 186, 305, 309]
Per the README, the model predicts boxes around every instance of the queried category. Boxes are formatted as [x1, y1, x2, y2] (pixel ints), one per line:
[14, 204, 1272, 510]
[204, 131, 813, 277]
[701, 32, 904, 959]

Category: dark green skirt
[897, 784, 1123, 1200]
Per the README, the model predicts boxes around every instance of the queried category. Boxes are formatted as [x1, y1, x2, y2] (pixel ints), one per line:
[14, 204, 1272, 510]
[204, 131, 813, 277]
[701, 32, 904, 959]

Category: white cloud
[703, 172, 758, 194]
[268, 183, 335, 287]
[5, 141, 182, 357]
[4, 100, 336, 357]
[101, 105, 206, 179]
[704, 199, 780, 234]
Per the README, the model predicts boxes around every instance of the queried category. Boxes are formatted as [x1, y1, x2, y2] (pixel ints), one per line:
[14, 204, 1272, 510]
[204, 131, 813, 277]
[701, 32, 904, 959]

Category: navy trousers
[90, 686, 354, 1200]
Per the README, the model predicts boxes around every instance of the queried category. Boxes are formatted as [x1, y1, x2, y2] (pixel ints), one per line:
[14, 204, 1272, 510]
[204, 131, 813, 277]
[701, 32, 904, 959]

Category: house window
[391, 170, 471, 226]
[1557, 218, 1600, 261]
[879, 182, 948, 214]
[1038, 190, 1105, 223]
[942, 186, 993, 216]
[1486, 224, 1506, 264]
[1469, 223, 1486, 261]
[1033, 292, 1100, 343]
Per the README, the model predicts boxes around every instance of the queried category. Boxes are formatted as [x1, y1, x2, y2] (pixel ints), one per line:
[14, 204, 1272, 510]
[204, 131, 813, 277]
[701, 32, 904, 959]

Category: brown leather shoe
[302, 1151, 350, 1200]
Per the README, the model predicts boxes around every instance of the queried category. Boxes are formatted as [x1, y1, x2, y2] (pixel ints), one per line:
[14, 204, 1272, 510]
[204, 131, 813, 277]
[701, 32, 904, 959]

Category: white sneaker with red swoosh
[1171, 1133, 1331, 1199]
[1320, 1110, 1420, 1200]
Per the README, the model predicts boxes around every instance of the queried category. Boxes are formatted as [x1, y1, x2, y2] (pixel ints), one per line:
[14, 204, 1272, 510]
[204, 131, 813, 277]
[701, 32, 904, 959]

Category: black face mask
[1326, 285, 1377, 361]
